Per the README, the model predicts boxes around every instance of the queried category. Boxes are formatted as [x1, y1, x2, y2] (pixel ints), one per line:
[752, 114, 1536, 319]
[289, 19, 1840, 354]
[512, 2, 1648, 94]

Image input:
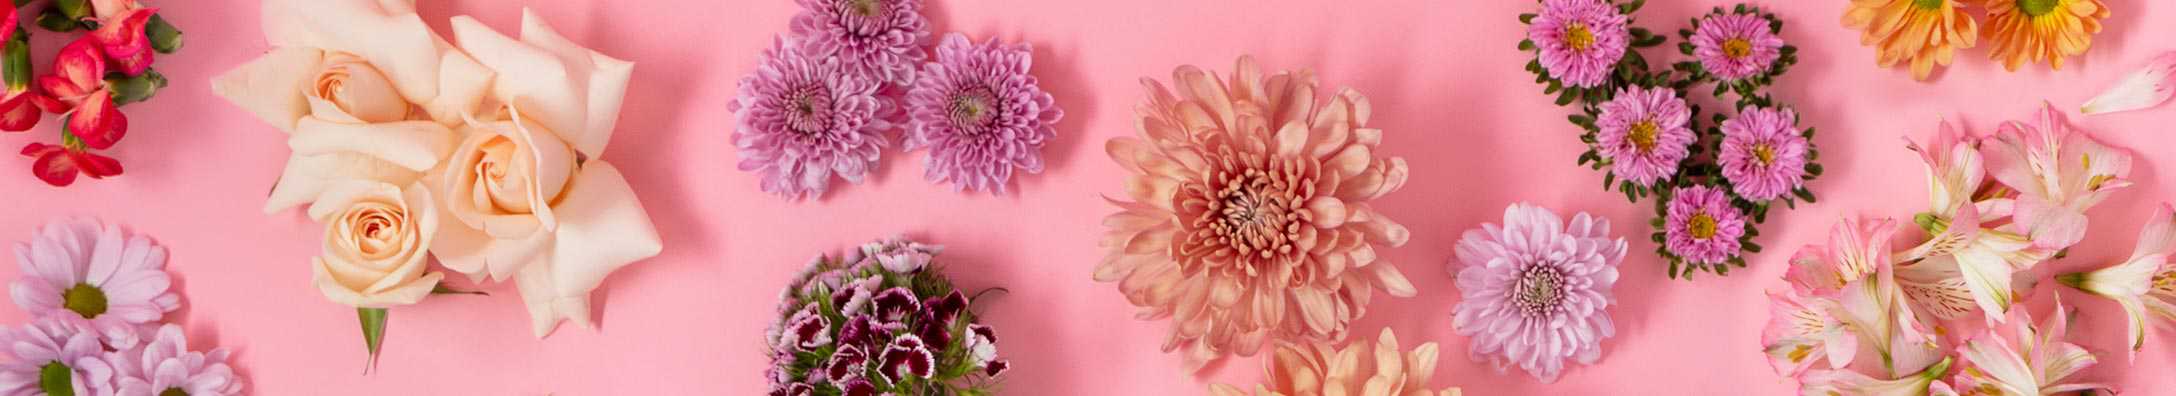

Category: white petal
[2081, 52, 2176, 115]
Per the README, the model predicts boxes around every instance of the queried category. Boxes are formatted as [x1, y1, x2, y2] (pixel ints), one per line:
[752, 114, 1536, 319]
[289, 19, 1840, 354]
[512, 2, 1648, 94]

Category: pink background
[0, 0, 2171, 394]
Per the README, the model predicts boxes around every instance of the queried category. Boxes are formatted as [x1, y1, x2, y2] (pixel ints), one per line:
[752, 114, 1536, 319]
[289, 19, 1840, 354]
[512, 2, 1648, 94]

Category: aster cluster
[1762, 103, 2144, 395]
[3, 219, 241, 395]
[1520, 1, 1820, 278]
[763, 237, 1008, 395]
[732, 0, 1062, 199]
[0, 1, 184, 187]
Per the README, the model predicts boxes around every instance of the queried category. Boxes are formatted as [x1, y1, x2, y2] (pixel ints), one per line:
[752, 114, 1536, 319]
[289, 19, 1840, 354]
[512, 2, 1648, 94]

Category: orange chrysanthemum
[1982, 0, 2108, 71]
[1841, 0, 1979, 80]
[1096, 56, 1416, 370]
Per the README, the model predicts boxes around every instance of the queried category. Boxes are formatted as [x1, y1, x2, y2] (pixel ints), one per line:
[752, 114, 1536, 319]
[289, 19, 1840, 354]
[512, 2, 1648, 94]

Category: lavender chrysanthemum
[0, 319, 118, 396]
[1595, 86, 1693, 186]
[1665, 185, 1746, 265]
[732, 38, 891, 200]
[1718, 107, 1808, 201]
[114, 325, 243, 396]
[11, 218, 180, 349]
[1691, 13, 1785, 81]
[905, 33, 1062, 194]
[1452, 203, 1625, 384]
[790, 0, 932, 88]
[1528, 0, 1629, 88]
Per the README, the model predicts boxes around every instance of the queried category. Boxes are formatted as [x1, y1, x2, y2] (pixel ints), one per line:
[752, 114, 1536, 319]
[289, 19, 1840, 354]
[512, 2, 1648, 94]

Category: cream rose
[430, 9, 659, 337]
[212, 0, 491, 213]
[307, 180, 444, 308]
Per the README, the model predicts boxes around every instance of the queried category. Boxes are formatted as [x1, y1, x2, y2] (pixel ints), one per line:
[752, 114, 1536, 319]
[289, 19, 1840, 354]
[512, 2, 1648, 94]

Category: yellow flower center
[1629, 120, 1660, 152]
[1723, 38, 1753, 59]
[1753, 143, 1776, 166]
[2154, 269, 2176, 294]
[1689, 213, 1718, 240]
[1785, 344, 1814, 362]
[2017, 0, 2061, 17]
[1565, 23, 1595, 52]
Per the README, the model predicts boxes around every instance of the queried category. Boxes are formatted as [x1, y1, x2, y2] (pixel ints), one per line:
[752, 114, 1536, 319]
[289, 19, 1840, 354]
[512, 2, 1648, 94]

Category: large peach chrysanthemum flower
[1210, 329, 1461, 396]
[1096, 56, 1416, 370]
[1841, 0, 1979, 80]
[1982, 0, 2108, 71]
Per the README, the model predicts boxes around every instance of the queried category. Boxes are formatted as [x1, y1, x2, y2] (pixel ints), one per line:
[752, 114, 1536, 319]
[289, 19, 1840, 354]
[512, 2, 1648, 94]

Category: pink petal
[2081, 52, 2176, 115]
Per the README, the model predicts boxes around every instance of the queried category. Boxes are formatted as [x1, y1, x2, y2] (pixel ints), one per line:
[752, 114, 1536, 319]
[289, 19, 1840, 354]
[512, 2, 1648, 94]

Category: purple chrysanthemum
[790, 0, 931, 88]
[905, 33, 1062, 194]
[1691, 13, 1785, 81]
[11, 218, 180, 350]
[1451, 203, 1625, 384]
[1595, 86, 1694, 185]
[1718, 107, 1808, 201]
[1528, 0, 1629, 88]
[1665, 185, 1747, 265]
[0, 319, 118, 395]
[732, 38, 892, 200]
[114, 324, 243, 396]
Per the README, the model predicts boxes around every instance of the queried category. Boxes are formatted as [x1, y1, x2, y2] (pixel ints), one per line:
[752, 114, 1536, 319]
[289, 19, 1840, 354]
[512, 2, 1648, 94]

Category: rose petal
[212, 47, 325, 133]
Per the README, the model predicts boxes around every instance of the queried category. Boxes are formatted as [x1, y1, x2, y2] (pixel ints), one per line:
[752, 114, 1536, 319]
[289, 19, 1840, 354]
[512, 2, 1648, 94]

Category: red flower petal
[30, 91, 68, 114]
[52, 38, 106, 92]
[72, 151, 121, 179]
[0, 5, 18, 44]
[0, 93, 41, 132]
[91, 9, 155, 76]
[23, 143, 77, 186]
[70, 90, 125, 150]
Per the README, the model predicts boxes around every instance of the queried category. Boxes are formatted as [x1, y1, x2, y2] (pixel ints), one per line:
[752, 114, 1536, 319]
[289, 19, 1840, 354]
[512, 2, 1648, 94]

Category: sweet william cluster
[1, 0, 182, 186]
[765, 237, 1009, 396]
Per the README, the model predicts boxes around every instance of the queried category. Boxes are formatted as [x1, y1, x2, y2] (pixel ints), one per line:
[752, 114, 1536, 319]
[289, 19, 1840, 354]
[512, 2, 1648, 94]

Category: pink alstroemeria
[2081, 52, 2175, 115]
[1762, 284, 1856, 377]
[1980, 103, 2131, 251]
[1798, 358, 1954, 396]
[2059, 203, 2176, 357]
[1951, 299, 2113, 395]
[1905, 120, 1985, 219]
[85, 0, 157, 76]
[1900, 202, 2054, 323]
[1770, 216, 1944, 379]
[34, 37, 127, 150]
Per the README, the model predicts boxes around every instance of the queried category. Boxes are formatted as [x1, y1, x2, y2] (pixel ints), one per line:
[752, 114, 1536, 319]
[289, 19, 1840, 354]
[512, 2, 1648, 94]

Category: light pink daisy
[1665, 185, 1746, 266]
[1527, 0, 1629, 88]
[112, 325, 242, 396]
[1595, 86, 1694, 186]
[1690, 13, 1784, 81]
[904, 33, 1062, 194]
[789, 0, 931, 89]
[1452, 203, 1625, 383]
[10, 219, 179, 348]
[1717, 107, 1808, 201]
[0, 319, 120, 396]
[732, 38, 892, 200]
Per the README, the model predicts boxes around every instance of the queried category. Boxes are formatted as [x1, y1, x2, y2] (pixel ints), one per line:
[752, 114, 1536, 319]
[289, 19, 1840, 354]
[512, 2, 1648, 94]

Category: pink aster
[0, 319, 119, 396]
[1527, 0, 1629, 88]
[732, 38, 892, 200]
[1690, 13, 1784, 81]
[1451, 203, 1625, 384]
[1718, 107, 1808, 201]
[1595, 86, 1694, 185]
[790, 0, 931, 88]
[113, 325, 242, 396]
[1665, 185, 1746, 266]
[10, 219, 179, 349]
[904, 33, 1061, 194]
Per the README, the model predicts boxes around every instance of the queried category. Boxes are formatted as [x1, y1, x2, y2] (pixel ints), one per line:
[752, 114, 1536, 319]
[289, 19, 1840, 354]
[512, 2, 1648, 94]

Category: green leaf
[54, 0, 88, 20]
[35, 8, 77, 32]
[358, 307, 388, 375]
[1519, 13, 1537, 24]
[146, 14, 181, 54]
[431, 284, 489, 296]
[3, 38, 26, 92]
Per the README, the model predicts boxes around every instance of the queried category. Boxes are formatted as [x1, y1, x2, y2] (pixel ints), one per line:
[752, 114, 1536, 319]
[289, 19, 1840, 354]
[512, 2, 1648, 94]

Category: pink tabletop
[0, 0, 2172, 394]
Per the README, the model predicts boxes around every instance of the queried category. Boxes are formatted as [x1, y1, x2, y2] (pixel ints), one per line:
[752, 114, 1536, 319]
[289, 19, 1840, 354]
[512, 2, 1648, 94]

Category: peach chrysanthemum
[1096, 56, 1417, 370]
[1982, 0, 2108, 71]
[1210, 329, 1460, 396]
[1841, 0, 1979, 80]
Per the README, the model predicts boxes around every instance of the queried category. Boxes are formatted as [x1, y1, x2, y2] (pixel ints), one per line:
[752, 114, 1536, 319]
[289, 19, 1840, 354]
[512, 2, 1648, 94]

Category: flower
[0, 5, 40, 134]
[1899, 202, 2053, 322]
[1840, 0, 1979, 80]
[84, 0, 159, 76]
[1765, 217, 1902, 377]
[212, 0, 474, 213]
[1209, 329, 1461, 396]
[112, 324, 242, 396]
[2058, 203, 2176, 355]
[765, 239, 1005, 395]
[305, 181, 445, 308]
[2081, 52, 2176, 115]
[1096, 56, 1417, 370]
[1664, 185, 1745, 266]
[731, 38, 890, 200]
[1690, 12, 1785, 81]
[1906, 120, 1985, 219]
[35, 37, 128, 153]
[1950, 298, 2112, 395]
[1762, 284, 1855, 377]
[0, 319, 119, 396]
[903, 33, 1062, 194]
[1980, 103, 2131, 251]
[1981, 0, 2108, 71]
[1526, 0, 1629, 88]
[429, 9, 661, 337]
[1450, 203, 1623, 383]
[1717, 107, 1809, 201]
[10, 219, 178, 348]
[19, 141, 122, 187]
[1799, 358, 1954, 396]
[1594, 86, 1694, 186]
[789, 0, 930, 88]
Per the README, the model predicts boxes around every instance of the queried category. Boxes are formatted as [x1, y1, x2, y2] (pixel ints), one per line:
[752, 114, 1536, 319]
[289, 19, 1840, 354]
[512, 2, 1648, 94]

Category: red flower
[34, 38, 125, 150]
[0, 3, 37, 133]
[20, 142, 120, 186]
[86, 1, 156, 76]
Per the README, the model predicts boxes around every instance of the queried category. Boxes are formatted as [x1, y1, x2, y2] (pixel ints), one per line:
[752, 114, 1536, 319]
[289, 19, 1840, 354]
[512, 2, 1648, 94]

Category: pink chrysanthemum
[1690, 13, 1784, 81]
[904, 33, 1062, 194]
[1451, 203, 1625, 384]
[1595, 86, 1694, 186]
[1665, 185, 1746, 265]
[0, 319, 119, 395]
[790, 0, 931, 88]
[10, 219, 179, 348]
[114, 325, 243, 396]
[1717, 107, 1808, 201]
[1528, 0, 1629, 88]
[732, 38, 892, 200]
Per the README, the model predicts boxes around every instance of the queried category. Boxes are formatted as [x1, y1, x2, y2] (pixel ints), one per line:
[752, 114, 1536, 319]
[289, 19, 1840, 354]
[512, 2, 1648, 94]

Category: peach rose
[307, 180, 444, 308]
[212, 0, 490, 213]
[429, 9, 659, 337]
